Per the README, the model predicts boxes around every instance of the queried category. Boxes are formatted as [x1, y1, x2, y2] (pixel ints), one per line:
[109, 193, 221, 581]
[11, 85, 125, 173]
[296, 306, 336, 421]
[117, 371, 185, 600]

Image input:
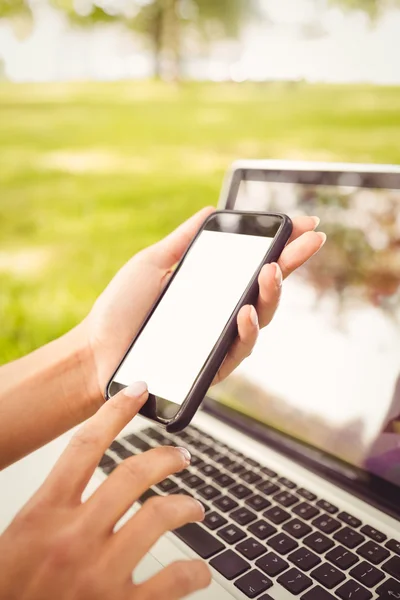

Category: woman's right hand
[0, 382, 210, 600]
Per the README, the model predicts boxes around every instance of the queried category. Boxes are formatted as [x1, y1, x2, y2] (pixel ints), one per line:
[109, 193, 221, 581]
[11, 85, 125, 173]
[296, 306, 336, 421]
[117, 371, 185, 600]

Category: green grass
[1, 80, 400, 362]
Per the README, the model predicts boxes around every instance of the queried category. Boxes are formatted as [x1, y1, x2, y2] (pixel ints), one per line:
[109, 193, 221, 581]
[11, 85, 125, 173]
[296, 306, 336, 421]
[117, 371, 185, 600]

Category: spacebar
[174, 523, 225, 559]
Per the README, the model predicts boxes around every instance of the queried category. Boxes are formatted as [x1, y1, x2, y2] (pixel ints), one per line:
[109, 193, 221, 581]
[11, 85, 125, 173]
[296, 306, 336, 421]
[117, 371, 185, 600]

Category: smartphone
[106, 210, 292, 432]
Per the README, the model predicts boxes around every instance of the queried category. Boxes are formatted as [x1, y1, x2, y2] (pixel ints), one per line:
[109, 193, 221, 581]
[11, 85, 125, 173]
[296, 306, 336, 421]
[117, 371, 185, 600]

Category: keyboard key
[326, 545, 359, 570]
[278, 477, 297, 489]
[263, 506, 291, 525]
[246, 457, 259, 468]
[360, 524, 386, 543]
[310, 563, 345, 588]
[297, 488, 317, 501]
[349, 561, 385, 587]
[231, 507, 257, 526]
[316, 499, 338, 514]
[245, 495, 271, 512]
[288, 548, 321, 571]
[102, 461, 117, 475]
[210, 549, 249, 580]
[338, 512, 362, 528]
[110, 440, 133, 459]
[273, 491, 299, 507]
[124, 434, 151, 452]
[218, 524, 246, 544]
[234, 569, 273, 598]
[357, 540, 390, 565]
[217, 455, 234, 468]
[236, 537, 267, 560]
[261, 466, 278, 478]
[99, 453, 114, 468]
[226, 461, 246, 474]
[256, 480, 280, 496]
[182, 474, 204, 488]
[138, 488, 159, 503]
[304, 532, 334, 554]
[248, 520, 277, 541]
[312, 514, 341, 534]
[175, 468, 190, 480]
[334, 527, 365, 549]
[292, 502, 320, 521]
[268, 532, 298, 555]
[278, 567, 312, 594]
[156, 478, 178, 493]
[213, 495, 238, 512]
[241, 470, 262, 485]
[230, 484, 252, 499]
[142, 426, 164, 441]
[198, 484, 220, 500]
[213, 473, 234, 487]
[174, 522, 225, 559]
[386, 539, 400, 556]
[189, 454, 203, 467]
[203, 511, 227, 531]
[256, 552, 289, 576]
[283, 518, 312, 539]
[301, 586, 335, 600]
[199, 464, 218, 477]
[335, 579, 372, 599]
[383, 555, 400, 581]
[376, 577, 400, 597]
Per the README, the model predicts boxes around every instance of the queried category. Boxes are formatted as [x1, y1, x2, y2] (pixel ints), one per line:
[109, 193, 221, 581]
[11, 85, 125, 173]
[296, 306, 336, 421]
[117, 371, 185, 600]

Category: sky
[0, 0, 400, 83]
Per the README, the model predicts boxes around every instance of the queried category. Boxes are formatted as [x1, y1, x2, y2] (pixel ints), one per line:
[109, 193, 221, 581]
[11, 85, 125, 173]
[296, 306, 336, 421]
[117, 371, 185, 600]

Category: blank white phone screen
[113, 229, 274, 404]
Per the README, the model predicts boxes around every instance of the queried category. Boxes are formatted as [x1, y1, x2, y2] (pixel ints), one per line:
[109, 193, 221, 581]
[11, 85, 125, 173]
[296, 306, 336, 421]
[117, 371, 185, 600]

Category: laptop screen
[209, 169, 400, 495]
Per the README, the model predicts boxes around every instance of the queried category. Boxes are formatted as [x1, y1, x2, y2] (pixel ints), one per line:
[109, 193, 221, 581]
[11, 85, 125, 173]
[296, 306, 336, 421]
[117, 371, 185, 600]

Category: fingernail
[311, 216, 320, 229]
[250, 305, 258, 327]
[316, 232, 327, 246]
[194, 499, 205, 516]
[177, 447, 191, 465]
[124, 381, 148, 398]
[273, 263, 283, 288]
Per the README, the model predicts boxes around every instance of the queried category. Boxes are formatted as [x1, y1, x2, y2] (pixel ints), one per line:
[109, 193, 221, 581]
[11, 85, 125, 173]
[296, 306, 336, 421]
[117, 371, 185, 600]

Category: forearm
[0, 323, 102, 469]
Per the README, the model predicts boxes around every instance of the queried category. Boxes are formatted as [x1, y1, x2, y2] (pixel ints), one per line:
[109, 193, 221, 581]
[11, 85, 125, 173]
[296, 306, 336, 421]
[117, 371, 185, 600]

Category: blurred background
[1, 0, 400, 363]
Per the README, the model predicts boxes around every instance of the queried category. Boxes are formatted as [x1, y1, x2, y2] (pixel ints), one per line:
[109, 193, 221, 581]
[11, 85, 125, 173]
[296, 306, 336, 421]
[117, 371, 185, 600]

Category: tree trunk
[160, 0, 181, 81]
[152, 6, 163, 79]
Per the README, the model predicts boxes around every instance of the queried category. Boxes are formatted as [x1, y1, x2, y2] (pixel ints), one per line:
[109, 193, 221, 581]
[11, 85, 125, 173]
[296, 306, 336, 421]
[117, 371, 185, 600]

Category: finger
[106, 495, 205, 574]
[83, 445, 191, 532]
[135, 559, 211, 600]
[279, 231, 326, 279]
[149, 206, 215, 269]
[289, 216, 320, 242]
[44, 382, 149, 505]
[256, 262, 283, 328]
[213, 303, 259, 385]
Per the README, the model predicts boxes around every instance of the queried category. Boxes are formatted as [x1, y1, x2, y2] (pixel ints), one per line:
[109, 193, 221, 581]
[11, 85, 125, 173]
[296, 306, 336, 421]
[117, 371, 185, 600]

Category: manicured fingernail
[194, 499, 205, 516]
[177, 447, 191, 464]
[316, 232, 327, 246]
[311, 216, 320, 229]
[250, 305, 258, 327]
[273, 263, 283, 287]
[124, 381, 148, 398]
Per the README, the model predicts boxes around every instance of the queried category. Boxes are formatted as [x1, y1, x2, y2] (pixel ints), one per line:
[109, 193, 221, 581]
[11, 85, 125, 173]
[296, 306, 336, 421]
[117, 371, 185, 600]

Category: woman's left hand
[85, 207, 326, 403]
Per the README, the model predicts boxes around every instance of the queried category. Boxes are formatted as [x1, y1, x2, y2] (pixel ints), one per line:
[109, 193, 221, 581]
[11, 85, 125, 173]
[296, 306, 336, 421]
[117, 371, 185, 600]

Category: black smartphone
[106, 210, 292, 432]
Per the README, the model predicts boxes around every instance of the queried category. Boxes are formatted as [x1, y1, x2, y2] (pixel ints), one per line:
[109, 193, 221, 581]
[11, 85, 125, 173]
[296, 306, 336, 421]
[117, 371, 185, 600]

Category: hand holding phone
[107, 211, 292, 431]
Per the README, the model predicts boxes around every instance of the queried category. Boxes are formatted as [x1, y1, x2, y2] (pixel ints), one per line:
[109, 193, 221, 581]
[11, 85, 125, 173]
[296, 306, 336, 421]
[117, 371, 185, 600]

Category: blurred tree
[329, 0, 400, 18]
[50, 0, 259, 80]
[0, 0, 32, 38]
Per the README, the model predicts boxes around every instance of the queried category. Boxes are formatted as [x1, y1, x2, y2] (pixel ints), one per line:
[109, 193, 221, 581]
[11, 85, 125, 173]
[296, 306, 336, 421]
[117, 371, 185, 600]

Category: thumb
[149, 206, 215, 269]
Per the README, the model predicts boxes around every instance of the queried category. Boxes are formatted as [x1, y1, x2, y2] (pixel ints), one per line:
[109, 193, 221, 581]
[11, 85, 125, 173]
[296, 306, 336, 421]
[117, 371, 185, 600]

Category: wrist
[62, 321, 104, 419]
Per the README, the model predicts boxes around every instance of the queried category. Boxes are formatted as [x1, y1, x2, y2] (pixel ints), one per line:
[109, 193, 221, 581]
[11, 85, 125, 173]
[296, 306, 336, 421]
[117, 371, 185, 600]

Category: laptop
[7, 161, 400, 600]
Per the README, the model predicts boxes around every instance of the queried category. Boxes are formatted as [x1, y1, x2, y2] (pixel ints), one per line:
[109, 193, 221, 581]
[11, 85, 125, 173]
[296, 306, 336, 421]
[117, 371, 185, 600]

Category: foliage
[1, 80, 400, 361]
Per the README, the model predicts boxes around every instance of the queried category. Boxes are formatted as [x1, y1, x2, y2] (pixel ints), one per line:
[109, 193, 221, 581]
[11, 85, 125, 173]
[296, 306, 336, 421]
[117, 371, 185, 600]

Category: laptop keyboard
[99, 424, 400, 599]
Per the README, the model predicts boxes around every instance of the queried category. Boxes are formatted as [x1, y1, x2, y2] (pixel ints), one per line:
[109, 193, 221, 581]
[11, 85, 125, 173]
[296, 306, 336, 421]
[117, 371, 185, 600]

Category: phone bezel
[106, 210, 292, 431]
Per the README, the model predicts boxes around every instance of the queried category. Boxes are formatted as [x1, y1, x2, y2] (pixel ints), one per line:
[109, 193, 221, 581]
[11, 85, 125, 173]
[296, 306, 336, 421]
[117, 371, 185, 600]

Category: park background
[1, 0, 400, 363]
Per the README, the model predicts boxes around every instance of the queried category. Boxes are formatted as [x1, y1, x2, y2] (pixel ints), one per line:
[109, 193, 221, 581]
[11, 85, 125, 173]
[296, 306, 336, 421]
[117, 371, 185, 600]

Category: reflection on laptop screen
[210, 176, 400, 491]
